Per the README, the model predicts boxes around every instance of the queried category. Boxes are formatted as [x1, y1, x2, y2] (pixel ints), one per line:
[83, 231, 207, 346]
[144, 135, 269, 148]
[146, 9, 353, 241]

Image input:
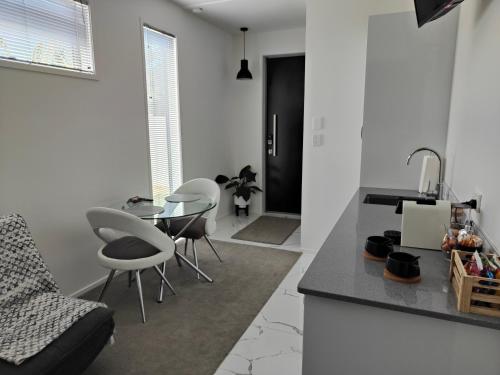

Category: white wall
[224, 28, 306, 214]
[445, 0, 500, 250]
[360, 11, 457, 190]
[0, 0, 232, 295]
[301, 0, 414, 251]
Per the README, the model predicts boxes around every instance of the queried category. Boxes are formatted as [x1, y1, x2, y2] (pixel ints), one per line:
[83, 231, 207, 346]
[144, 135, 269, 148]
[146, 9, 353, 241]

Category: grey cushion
[102, 236, 160, 260]
[157, 218, 206, 240]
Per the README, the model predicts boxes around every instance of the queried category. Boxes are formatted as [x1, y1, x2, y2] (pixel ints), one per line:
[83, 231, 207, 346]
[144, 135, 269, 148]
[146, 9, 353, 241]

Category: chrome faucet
[406, 147, 442, 199]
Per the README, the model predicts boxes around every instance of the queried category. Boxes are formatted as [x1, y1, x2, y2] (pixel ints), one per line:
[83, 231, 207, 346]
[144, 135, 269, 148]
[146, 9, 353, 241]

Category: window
[143, 25, 183, 201]
[0, 0, 95, 74]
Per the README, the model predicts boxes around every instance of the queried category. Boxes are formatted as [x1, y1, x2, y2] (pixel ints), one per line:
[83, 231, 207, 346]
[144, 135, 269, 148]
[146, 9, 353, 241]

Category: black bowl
[366, 236, 394, 258]
[384, 230, 401, 246]
[386, 252, 420, 278]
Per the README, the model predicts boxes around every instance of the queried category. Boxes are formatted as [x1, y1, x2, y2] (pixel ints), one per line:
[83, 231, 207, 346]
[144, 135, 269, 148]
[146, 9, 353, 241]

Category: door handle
[272, 114, 277, 157]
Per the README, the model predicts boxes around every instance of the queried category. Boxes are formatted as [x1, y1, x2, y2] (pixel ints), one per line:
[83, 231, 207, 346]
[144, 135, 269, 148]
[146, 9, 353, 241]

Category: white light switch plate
[313, 134, 324, 147]
[312, 117, 324, 131]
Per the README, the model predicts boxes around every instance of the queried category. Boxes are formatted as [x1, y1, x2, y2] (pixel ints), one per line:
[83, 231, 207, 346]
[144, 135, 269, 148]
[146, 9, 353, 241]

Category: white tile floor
[211, 214, 316, 375]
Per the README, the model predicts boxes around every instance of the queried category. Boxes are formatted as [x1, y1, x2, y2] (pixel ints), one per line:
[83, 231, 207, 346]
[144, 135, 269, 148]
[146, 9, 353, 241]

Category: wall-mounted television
[414, 0, 465, 27]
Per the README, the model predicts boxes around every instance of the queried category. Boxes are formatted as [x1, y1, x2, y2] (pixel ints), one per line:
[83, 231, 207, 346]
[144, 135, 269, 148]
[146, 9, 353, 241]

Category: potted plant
[215, 165, 263, 216]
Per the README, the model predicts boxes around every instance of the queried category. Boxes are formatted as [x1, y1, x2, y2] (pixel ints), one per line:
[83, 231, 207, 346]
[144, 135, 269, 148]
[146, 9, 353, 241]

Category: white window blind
[0, 0, 95, 73]
[143, 25, 183, 201]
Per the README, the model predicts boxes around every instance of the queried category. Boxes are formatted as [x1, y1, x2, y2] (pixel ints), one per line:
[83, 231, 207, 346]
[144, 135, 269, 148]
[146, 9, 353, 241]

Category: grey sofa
[0, 214, 114, 374]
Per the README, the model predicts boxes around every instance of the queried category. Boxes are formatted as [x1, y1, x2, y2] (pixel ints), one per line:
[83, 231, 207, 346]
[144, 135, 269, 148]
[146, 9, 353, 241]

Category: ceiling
[171, 0, 306, 34]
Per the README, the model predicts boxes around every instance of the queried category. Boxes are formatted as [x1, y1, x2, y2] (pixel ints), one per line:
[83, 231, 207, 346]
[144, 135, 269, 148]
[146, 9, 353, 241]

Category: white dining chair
[158, 178, 222, 278]
[86, 207, 177, 323]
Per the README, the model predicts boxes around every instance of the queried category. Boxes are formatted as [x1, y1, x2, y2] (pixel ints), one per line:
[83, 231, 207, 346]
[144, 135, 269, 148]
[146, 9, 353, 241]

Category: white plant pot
[234, 196, 250, 208]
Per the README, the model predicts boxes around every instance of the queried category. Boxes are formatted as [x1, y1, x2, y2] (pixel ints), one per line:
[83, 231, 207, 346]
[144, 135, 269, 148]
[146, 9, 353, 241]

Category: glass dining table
[119, 196, 217, 302]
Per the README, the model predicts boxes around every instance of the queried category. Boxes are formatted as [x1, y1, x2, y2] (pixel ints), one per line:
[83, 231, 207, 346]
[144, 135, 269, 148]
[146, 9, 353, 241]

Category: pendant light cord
[240, 27, 248, 60]
[243, 30, 246, 60]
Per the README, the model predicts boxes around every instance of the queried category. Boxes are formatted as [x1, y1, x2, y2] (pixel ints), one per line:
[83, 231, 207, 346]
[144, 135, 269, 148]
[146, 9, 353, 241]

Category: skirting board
[69, 270, 124, 298]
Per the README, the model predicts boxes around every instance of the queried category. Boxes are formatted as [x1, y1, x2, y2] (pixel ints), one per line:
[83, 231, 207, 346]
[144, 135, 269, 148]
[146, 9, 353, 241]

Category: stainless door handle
[272, 114, 277, 157]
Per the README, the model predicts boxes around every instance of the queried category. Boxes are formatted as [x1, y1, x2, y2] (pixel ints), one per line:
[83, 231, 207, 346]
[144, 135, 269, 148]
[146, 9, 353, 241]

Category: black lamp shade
[237, 59, 252, 80]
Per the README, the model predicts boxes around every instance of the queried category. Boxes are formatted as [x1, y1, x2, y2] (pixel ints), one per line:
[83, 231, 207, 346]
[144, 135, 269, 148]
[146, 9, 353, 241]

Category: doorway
[265, 55, 305, 215]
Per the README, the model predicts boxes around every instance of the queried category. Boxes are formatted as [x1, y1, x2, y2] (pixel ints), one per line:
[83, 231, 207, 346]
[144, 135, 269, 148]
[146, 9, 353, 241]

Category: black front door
[265, 56, 305, 214]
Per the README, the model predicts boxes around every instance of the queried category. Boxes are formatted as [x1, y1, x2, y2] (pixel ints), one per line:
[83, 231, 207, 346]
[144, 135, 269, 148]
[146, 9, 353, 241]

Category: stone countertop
[298, 187, 500, 330]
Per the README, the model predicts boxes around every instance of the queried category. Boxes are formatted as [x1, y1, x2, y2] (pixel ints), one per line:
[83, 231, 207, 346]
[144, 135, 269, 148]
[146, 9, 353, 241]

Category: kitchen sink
[363, 194, 436, 210]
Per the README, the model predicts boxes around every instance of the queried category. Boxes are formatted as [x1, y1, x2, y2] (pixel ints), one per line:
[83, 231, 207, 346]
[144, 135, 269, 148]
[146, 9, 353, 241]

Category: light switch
[312, 134, 324, 147]
[312, 117, 324, 131]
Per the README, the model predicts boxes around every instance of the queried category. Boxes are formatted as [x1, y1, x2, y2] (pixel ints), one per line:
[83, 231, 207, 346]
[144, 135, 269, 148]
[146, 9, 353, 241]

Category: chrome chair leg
[204, 235, 223, 263]
[192, 239, 200, 280]
[98, 270, 116, 302]
[153, 265, 176, 295]
[135, 270, 146, 324]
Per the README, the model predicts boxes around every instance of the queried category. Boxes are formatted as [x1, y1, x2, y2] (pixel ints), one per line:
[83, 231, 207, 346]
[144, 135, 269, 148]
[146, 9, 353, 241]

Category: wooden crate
[449, 250, 500, 318]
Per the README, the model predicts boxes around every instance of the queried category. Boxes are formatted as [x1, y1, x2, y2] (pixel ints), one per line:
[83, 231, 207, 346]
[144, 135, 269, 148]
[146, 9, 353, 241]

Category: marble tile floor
[211, 214, 316, 375]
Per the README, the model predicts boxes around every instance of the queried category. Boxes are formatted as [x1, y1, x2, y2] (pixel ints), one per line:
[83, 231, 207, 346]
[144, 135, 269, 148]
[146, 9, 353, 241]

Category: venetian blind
[0, 0, 95, 73]
[143, 26, 183, 201]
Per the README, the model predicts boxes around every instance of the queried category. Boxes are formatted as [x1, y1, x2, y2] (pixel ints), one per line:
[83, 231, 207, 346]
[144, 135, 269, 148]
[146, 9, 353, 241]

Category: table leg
[162, 218, 182, 268]
[157, 260, 167, 303]
[175, 251, 213, 283]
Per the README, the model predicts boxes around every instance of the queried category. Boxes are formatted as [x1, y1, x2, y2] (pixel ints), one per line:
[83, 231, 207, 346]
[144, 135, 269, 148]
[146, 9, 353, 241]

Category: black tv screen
[414, 0, 465, 27]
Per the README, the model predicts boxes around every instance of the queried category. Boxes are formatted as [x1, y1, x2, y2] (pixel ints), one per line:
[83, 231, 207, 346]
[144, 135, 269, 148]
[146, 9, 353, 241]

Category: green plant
[215, 165, 263, 201]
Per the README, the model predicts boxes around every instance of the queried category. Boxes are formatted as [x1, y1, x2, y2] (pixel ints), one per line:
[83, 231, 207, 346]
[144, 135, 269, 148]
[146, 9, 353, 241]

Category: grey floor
[83, 239, 300, 375]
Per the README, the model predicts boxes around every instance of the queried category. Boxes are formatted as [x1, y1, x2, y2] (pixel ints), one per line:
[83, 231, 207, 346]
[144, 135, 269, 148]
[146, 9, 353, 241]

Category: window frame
[140, 20, 184, 200]
[0, 0, 98, 80]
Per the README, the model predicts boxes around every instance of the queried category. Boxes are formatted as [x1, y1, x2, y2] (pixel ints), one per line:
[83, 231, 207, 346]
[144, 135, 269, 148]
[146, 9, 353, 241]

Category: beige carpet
[231, 216, 301, 245]
[83, 240, 300, 375]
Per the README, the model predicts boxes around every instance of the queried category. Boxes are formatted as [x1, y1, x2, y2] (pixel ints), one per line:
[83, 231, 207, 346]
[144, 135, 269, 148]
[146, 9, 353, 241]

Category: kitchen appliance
[414, 0, 465, 28]
[418, 155, 440, 195]
[401, 200, 451, 250]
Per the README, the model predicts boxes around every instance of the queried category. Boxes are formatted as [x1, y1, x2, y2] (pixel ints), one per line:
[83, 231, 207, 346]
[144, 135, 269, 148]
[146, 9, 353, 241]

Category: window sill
[0, 59, 98, 81]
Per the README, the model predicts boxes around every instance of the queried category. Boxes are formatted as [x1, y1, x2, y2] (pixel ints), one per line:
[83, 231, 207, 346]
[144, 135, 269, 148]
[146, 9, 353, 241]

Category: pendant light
[237, 27, 253, 80]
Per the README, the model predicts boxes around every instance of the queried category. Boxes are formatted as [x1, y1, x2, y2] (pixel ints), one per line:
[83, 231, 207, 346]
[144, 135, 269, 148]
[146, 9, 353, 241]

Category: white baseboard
[69, 270, 124, 298]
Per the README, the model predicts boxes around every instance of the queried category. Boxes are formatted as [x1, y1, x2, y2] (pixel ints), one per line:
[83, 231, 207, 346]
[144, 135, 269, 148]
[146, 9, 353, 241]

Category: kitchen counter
[298, 187, 500, 330]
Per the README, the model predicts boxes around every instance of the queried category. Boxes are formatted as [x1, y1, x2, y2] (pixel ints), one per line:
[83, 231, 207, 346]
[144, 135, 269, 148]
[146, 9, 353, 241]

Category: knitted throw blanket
[0, 214, 105, 365]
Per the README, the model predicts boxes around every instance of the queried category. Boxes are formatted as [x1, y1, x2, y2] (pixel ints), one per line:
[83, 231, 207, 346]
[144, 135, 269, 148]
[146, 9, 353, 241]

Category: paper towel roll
[418, 155, 440, 194]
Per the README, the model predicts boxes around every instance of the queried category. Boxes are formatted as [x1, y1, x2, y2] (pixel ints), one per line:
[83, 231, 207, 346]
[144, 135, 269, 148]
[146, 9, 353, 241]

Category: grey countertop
[298, 187, 500, 330]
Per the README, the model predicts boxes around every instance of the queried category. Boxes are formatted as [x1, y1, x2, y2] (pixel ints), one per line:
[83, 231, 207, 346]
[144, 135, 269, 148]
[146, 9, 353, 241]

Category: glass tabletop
[121, 196, 216, 220]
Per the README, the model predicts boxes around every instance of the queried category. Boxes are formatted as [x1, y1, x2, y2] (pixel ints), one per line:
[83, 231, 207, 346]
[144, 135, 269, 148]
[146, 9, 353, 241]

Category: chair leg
[98, 270, 116, 302]
[204, 235, 223, 263]
[153, 265, 176, 295]
[192, 239, 200, 280]
[135, 270, 146, 324]
[184, 238, 188, 256]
